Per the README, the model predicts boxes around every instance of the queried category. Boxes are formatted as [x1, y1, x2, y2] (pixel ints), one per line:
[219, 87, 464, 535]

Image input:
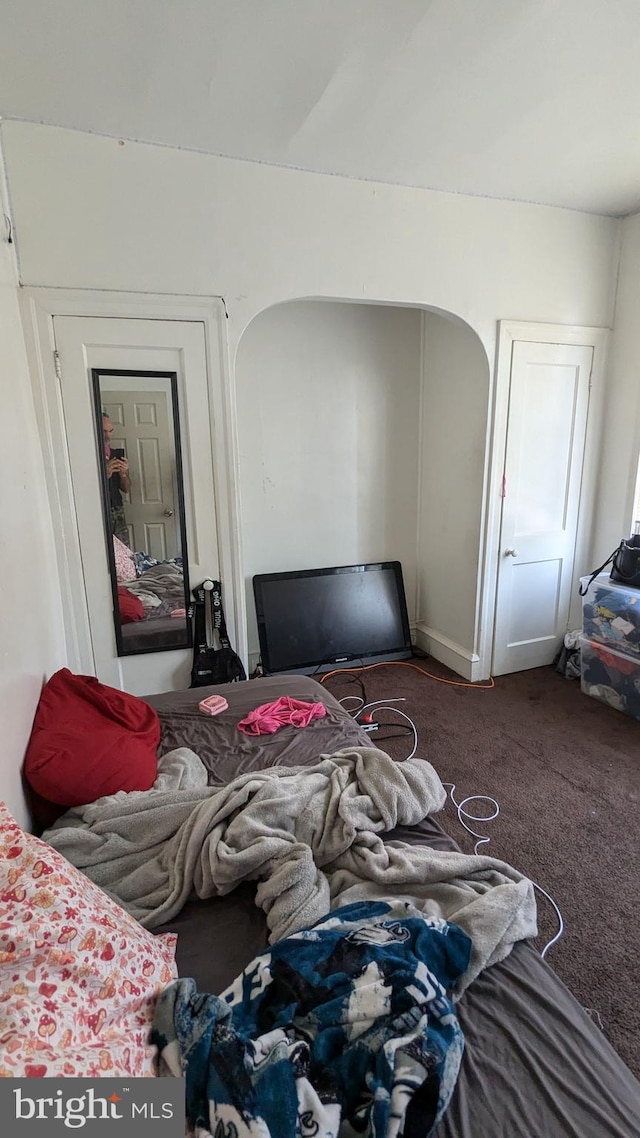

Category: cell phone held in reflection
[112, 448, 125, 460]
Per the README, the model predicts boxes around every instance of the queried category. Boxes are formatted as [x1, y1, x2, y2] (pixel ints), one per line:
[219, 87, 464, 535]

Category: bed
[124, 559, 186, 617]
[142, 674, 640, 1138]
[118, 558, 189, 651]
[8, 671, 639, 1134]
[120, 613, 190, 651]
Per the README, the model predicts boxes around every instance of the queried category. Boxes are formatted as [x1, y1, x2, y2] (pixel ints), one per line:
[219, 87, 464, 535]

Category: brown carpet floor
[320, 656, 640, 1078]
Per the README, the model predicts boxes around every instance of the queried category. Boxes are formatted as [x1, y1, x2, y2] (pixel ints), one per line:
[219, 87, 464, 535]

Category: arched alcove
[235, 299, 490, 672]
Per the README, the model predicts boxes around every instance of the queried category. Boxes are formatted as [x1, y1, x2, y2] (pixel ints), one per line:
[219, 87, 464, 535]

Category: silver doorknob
[504, 548, 519, 557]
[163, 509, 174, 517]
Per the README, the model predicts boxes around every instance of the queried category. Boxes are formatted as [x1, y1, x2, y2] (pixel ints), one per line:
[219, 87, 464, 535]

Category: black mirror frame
[91, 368, 193, 657]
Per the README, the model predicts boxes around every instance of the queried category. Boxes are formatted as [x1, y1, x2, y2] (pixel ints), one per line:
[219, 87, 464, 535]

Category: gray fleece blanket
[43, 747, 537, 994]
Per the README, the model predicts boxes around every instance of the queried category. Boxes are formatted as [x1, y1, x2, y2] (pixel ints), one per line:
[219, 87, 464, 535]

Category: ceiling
[1, 0, 640, 217]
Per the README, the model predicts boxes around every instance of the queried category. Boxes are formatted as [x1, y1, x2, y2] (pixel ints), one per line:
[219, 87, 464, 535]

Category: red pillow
[23, 669, 160, 810]
[118, 585, 145, 623]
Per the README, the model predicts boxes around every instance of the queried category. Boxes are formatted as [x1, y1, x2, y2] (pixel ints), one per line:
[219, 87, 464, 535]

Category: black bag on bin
[189, 579, 247, 687]
[579, 534, 640, 596]
[610, 534, 640, 588]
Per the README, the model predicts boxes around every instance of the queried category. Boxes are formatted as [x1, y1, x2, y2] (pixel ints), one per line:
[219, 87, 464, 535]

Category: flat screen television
[253, 561, 412, 675]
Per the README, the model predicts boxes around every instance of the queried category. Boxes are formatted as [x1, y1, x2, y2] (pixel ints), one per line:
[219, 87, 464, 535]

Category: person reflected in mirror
[102, 412, 132, 545]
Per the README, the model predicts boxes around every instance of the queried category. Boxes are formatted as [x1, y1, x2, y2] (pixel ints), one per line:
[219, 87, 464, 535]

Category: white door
[492, 340, 593, 675]
[101, 384, 177, 558]
[52, 316, 220, 695]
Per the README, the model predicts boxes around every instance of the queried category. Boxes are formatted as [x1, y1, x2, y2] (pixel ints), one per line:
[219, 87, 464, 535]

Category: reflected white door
[52, 316, 220, 696]
[492, 341, 593, 675]
[102, 386, 177, 558]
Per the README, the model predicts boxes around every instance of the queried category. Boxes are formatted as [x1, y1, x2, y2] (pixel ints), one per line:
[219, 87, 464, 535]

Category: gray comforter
[124, 562, 184, 615]
[43, 747, 537, 994]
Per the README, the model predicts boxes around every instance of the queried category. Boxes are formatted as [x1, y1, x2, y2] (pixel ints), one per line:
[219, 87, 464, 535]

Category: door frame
[19, 288, 247, 675]
[477, 321, 609, 681]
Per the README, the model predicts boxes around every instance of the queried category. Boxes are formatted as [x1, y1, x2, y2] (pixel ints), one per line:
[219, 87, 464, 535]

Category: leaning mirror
[92, 369, 192, 656]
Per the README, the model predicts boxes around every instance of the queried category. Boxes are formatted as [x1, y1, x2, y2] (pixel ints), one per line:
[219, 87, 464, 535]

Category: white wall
[0, 230, 66, 828]
[591, 213, 640, 559]
[417, 315, 490, 660]
[0, 120, 620, 673]
[2, 122, 617, 361]
[236, 301, 422, 661]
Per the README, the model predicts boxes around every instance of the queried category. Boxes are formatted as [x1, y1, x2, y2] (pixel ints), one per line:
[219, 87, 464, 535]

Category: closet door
[53, 316, 219, 695]
[492, 340, 593, 675]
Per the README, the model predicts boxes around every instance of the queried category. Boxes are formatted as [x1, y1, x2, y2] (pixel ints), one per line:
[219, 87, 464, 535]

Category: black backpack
[189, 579, 247, 687]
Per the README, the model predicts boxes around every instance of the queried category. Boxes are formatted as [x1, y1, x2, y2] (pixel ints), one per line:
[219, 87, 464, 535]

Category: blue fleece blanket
[151, 900, 471, 1138]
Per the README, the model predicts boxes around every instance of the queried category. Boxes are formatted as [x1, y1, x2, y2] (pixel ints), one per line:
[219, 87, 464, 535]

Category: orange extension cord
[318, 659, 495, 690]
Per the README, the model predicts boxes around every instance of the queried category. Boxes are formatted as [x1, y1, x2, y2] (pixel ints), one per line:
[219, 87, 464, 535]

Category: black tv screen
[253, 561, 412, 675]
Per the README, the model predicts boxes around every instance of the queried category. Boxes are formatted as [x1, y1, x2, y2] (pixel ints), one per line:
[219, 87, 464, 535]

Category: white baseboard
[249, 634, 489, 684]
[413, 623, 487, 682]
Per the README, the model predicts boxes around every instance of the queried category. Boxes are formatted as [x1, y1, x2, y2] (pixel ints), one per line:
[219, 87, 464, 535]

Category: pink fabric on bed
[237, 695, 326, 736]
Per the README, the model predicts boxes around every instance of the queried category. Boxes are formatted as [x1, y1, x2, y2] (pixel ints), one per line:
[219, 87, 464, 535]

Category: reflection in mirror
[92, 369, 192, 656]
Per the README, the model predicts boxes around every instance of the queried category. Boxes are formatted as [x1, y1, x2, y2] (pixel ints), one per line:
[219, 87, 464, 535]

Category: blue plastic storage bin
[579, 635, 640, 720]
[580, 573, 640, 660]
